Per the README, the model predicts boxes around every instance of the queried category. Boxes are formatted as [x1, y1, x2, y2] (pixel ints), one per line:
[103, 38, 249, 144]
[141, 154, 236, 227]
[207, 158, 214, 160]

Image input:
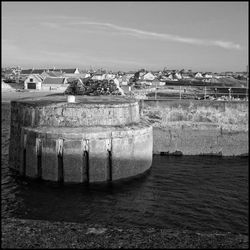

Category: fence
[130, 85, 248, 101]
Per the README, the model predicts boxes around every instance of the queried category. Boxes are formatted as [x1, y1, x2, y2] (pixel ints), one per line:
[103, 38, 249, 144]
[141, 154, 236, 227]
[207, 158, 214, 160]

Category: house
[194, 72, 203, 78]
[174, 72, 182, 80]
[42, 77, 67, 85]
[141, 72, 156, 81]
[42, 77, 68, 90]
[119, 75, 132, 85]
[81, 72, 91, 78]
[91, 73, 105, 80]
[103, 73, 116, 80]
[152, 78, 165, 86]
[41, 71, 64, 79]
[18, 69, 33, 83]
[181, 73, 192, 79]
[62, 68, 80, 77]
[24, 74, 43, 90]
[62, 68, 79, 74]
[202, 72, 213, 78]
[165, 72, 179, 81]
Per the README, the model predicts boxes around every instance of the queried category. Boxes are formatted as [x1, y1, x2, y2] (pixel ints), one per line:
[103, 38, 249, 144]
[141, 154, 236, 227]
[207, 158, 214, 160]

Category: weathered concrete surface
[140, 99, 248, 112]
[63, 140, 86, 183]
[9, 96, 141, 171]
[9, 93, 153, 183]
[89, 139, 109, 183]
[111, 127, 153, 180]
[11, 95, 140, 127]
[19, 125, 152, 182]
[41, 138, 59, 181]
[25, 131, 38, 178]
[153, 125, 248, 156]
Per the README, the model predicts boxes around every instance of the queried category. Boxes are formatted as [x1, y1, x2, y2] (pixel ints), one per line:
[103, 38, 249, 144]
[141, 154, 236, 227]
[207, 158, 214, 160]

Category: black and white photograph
[1, 1, 248, 248]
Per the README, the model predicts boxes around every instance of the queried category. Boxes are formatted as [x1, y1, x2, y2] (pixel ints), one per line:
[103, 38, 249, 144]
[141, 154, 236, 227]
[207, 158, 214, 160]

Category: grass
[142, 102, 248, 131]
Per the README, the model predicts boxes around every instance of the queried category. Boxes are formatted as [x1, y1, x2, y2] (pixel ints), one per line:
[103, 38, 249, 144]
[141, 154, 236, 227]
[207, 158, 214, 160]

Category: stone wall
[19, 125, 152, 183]
[141, 99, 248, 156]
[140, 99, 248, 112]
[153, 125, 248, 156]
[9, 95, 153, 183]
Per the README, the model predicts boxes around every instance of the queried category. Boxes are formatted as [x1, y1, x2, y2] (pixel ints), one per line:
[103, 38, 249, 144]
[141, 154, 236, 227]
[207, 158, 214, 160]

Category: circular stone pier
[9, 95, 153, 183]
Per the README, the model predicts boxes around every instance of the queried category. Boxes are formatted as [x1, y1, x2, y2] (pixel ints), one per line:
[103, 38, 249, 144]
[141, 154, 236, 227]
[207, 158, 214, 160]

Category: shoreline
[1, 218, 248, 248]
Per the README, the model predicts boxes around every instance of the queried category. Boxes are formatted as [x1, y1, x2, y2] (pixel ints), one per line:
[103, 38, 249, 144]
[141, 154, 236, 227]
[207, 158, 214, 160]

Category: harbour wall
[140, 99, 248, 112]
[140, 99, 248, 156]
[153, 125, 248, 156]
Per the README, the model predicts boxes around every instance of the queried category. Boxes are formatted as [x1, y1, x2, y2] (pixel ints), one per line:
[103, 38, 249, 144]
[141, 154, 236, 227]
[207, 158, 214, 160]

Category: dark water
[1, 103, 249, 234]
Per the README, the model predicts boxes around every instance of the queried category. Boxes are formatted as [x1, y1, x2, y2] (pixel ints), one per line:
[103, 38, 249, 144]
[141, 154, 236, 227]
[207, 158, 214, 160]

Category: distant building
[42, 77, 67, 85]
[181, 73, 192, 79]
[141, 72, 156, 81]
[24, 74, 43, 90]
[194, 72, 203, 79]
[42, 77, 68, 90]
[91, 72, 105, 80]
[62, 68, 80, 77]
[202, 72, 213, 78]
[152, 78, 165, 86]
[41, 71, 64, 79]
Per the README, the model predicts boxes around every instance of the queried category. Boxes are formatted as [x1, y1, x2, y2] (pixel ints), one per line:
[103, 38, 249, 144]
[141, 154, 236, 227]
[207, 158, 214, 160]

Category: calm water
[1, 103, 248, 234]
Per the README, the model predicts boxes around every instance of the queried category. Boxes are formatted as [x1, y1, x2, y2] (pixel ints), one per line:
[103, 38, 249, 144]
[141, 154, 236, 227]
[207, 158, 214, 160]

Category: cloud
[67, 21, 241, 50]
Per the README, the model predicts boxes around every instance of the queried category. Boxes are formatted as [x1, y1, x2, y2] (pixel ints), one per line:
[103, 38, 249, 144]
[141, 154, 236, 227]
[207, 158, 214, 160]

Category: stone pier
[9, 95, 153, 183]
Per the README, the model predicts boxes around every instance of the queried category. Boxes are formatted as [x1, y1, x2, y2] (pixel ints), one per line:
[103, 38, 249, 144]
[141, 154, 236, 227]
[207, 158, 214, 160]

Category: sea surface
[1, 103, 248, 234]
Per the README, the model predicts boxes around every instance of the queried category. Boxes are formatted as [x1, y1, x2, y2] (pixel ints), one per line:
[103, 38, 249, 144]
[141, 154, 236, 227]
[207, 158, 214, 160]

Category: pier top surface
[12, 94, 137, 106]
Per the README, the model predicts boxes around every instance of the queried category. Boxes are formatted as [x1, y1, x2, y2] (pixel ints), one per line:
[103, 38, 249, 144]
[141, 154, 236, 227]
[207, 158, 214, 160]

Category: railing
[130, 85, 248, 101]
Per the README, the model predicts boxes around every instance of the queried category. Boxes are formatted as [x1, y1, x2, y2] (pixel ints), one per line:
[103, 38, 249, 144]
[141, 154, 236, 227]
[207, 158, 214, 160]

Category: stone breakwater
[153, 124, 248, 156]
[9, 95, 153, 183]
[141, 99, 248, 156]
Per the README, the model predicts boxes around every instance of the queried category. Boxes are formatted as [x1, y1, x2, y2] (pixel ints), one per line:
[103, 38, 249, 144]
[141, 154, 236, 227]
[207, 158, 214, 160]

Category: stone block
[63, 140, 87, 183]
[112, 136, 135, 180]
[89, 139, 109, 182]
[41, 138, 59, 181]
[25, 132, 38, 178]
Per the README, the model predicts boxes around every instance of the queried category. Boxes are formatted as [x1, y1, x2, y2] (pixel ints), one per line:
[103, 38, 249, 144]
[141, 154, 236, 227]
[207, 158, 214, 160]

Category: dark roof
[42, 77, 66, 84]
[47, 71, 63, 77]
[32, 69, 46, 74]
[62, 69, 77, 74]
[20, 69, 33, 74]
[49, 68, 62, 72]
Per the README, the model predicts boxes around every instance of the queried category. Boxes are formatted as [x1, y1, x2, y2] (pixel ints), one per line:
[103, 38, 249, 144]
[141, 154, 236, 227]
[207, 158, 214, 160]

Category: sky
[2, 1, 249, 72]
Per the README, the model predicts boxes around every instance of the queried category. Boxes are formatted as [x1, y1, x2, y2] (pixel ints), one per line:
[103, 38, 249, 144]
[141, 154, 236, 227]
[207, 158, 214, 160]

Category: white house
[24, 74, 43, 90]
[42, 77, 68, 91]
[119, 74, 133, 85]
[202, 72, 213, 78]
[141, 72, 156, 81]
[181, 73, 192, 79]
[194, 72, 203, 78]
[103, 73, 116, 80]
[91, 73, 105, 80]
[174, 72, 182, 80]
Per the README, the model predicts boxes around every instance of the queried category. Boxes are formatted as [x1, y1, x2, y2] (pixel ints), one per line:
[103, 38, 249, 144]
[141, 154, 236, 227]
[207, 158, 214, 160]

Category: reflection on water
[1, 103, 249, 234]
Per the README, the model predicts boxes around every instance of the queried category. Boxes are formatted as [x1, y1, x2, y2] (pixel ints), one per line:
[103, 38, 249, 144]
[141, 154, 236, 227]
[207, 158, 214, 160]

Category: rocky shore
[1, 218, 248, 248]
